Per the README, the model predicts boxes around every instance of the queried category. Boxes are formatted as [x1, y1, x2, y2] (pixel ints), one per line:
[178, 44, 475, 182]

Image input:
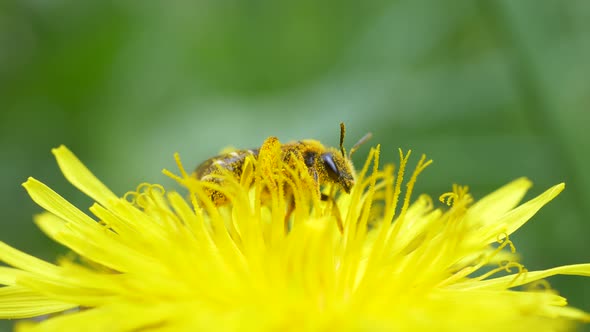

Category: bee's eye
[322, 153, 339, 177]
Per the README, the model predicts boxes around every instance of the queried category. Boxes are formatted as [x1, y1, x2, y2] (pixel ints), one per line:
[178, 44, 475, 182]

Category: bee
[193, 123, 371, 229]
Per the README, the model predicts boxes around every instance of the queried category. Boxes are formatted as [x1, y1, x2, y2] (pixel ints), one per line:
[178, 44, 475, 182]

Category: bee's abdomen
[194, 149, 259, 181]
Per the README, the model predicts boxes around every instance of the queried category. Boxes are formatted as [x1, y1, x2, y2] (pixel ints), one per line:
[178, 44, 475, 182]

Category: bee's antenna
[339, 122, 347, 157]
[349, 132, 372, 159]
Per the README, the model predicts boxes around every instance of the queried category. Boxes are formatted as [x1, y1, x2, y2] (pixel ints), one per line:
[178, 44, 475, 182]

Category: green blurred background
[1, 0, 589, 330]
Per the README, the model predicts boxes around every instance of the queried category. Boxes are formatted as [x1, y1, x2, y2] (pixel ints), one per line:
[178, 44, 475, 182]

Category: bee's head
[321, 151, 355, 193]
[324, 123, 371, 193]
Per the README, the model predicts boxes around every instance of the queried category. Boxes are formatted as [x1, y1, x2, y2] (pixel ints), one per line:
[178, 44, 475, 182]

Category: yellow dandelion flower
[1, 141, 590, 332]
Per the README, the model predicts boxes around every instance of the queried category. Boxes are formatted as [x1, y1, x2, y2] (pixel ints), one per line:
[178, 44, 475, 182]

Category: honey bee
[193, 123, 371, 229]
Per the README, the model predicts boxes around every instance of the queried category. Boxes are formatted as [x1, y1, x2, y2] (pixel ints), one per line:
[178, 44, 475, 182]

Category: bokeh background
[1, 1, 590, 330]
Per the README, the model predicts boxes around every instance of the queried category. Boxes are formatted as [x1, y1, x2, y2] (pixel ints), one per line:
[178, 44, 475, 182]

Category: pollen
[0, 144, 589, 332]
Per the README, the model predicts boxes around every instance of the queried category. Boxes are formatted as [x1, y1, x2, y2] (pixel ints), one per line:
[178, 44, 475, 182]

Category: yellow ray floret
[0, 143, 589, 332]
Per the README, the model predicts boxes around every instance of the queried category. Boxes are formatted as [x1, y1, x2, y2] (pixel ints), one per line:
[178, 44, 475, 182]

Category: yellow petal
[22, 178, 98, 230]
[451, 263, 590, 290]
[0, 242, 58, 278]
[52, 145, 118, 208]
[15, 303, 172, 332]
[467, 177, 532, 223]
[0, 266, 25, 285]
[0, 286, 76, 319]
[33, 212, 155, 274]
[479, 183, 565, 244]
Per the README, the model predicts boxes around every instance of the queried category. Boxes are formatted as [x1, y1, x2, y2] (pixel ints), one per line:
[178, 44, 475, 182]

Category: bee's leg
[200, 176, 229, 206]
[321, 193, 344, 234]
[284, 198, 296, 233]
